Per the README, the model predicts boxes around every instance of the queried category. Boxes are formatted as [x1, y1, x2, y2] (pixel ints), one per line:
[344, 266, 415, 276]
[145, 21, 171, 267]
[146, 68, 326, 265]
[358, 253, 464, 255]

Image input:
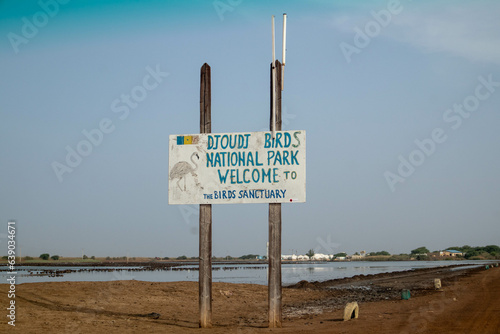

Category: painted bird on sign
[169, 152, 200, 191]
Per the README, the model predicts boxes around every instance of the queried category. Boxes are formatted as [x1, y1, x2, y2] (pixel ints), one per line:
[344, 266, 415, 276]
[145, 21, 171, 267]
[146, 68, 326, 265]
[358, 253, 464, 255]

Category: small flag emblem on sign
[176, 135, 197, 145]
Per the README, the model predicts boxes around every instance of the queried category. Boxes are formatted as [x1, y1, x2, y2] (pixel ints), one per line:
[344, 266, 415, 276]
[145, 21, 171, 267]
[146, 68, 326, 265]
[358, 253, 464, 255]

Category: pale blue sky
[1, 0, 499, 257]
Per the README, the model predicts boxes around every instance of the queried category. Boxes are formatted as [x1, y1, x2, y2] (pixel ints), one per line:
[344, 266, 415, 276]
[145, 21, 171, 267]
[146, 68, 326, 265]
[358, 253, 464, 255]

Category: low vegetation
[2, 244, 498, 264]
[239, 254, 260, 260]
[369, 251, 390, 256]
[445, 245, 500, 259]
[388, 254, 411, 261]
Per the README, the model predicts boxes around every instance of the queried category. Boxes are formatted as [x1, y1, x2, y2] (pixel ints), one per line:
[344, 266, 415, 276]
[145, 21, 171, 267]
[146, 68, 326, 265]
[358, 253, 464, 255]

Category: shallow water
[2, 260, 493, 285]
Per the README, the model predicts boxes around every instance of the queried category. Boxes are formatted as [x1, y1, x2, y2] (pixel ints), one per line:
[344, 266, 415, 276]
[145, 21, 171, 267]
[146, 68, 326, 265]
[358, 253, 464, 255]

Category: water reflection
[0, 260, 491, 285]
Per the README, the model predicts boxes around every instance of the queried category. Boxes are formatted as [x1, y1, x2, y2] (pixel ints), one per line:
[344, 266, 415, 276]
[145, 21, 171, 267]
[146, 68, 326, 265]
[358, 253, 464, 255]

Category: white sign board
[168, 130, 306, 204]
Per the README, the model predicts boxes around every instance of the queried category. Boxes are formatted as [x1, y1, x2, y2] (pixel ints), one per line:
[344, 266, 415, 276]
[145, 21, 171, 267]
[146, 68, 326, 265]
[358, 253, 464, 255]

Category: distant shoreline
[3, 258, 494, 268]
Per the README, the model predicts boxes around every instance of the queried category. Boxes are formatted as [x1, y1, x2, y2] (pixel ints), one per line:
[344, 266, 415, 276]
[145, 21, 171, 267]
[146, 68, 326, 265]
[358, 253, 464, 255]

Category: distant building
[281, 254, 309, 260]
[281, 253, 333, 261]
[350, 251, 367, 260]
[439, 250, 463, 257]
[312, 253, 333, 261]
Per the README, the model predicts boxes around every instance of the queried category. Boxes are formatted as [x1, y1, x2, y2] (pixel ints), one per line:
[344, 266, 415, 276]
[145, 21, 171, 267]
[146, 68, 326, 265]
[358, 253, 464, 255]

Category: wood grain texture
[268, 60, 282, 328]
[199, 63, 212, 328]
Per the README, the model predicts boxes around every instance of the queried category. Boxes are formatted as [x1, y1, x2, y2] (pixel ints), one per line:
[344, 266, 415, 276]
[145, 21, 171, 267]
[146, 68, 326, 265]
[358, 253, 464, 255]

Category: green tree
[484, 245, 500, 256]
[334, 252, 347, 257]
[306, 249, 315, 259]
[411, 247, 430, 255]
[50, 255, 59, 260]
[239, 254, 260, 260]
[82, 255, 88, 259]
[39, 253, 50, 260]
[465, 250, 479, 259]
[369, 251, 390, 256]
[177, 255, 187, 260]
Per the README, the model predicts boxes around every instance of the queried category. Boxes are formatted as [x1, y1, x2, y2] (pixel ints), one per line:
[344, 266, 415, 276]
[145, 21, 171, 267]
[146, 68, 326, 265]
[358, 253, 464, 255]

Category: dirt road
[1, 264, 498, 333]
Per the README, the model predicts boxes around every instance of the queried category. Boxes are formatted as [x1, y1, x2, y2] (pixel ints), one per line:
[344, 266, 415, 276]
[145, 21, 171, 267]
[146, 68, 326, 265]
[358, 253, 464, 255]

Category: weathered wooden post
[199, 63, 212, 328]
[268, 59, 282, 328]
[168, 52, 302, 330]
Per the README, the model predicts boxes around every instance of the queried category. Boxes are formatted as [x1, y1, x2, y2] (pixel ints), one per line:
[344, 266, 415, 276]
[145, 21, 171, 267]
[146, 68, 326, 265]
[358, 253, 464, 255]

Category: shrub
[51, 255, 60, 260]
[39, 253, 50, 260]
[369, 251, 390, 256]
[240, 254, 260, 260]
[411, 247, 430, 255]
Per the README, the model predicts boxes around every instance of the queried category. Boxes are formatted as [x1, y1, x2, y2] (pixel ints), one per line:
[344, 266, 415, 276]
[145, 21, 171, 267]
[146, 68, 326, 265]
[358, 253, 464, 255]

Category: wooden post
[199, 63, 212, 328]
[268, 59, 282, 328]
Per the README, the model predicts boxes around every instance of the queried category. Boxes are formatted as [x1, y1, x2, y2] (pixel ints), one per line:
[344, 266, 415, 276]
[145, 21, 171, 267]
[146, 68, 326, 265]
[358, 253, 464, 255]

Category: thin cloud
[389, 3, 500, 64]
[328, 1, 500, 65]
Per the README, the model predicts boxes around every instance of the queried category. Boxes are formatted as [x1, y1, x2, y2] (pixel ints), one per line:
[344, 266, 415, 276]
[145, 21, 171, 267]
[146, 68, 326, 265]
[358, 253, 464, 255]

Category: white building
[312, 253, 333, 261]
[281, 253, 333, 261]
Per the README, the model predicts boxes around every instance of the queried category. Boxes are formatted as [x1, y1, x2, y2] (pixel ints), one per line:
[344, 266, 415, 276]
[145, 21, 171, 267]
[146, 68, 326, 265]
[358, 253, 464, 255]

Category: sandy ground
[1, 264, 499, 333]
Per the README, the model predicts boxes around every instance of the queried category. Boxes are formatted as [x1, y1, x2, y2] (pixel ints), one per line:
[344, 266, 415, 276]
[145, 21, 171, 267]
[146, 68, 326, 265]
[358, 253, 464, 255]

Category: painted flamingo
[169, 152, 200, 191]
